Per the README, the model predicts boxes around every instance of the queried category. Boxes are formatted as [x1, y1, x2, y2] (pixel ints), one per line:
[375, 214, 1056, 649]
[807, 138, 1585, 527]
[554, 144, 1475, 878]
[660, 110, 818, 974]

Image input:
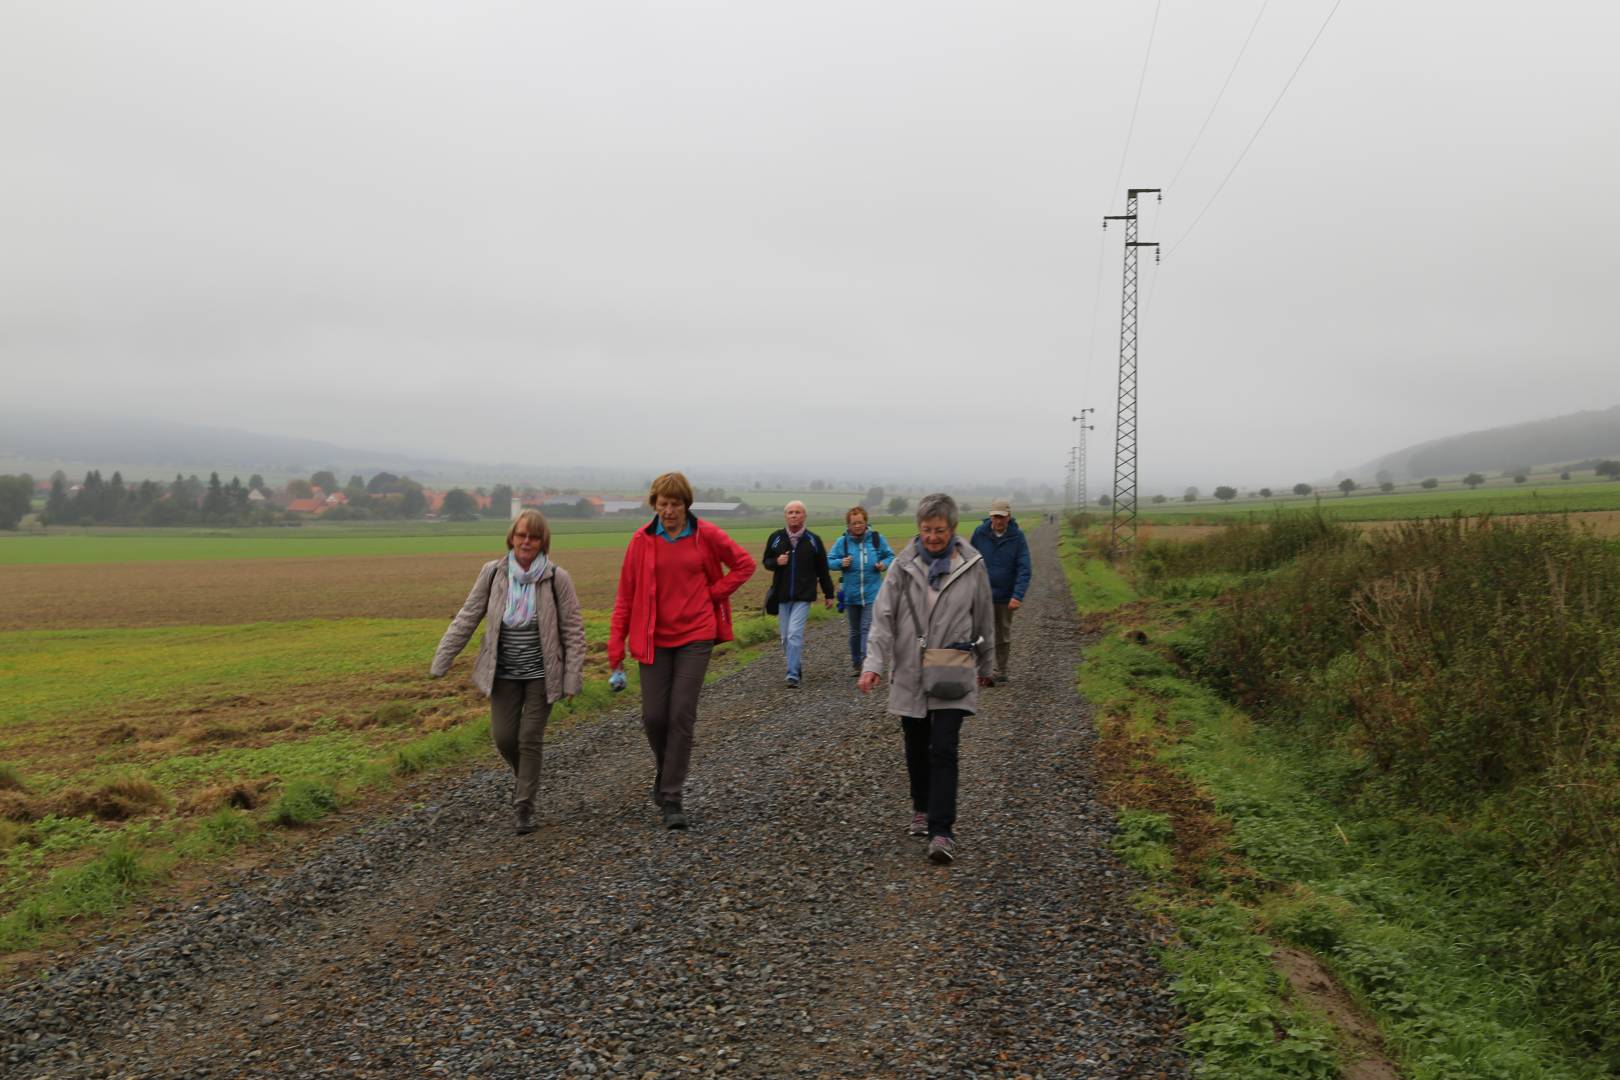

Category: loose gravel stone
[0, 524, 1187, 1078]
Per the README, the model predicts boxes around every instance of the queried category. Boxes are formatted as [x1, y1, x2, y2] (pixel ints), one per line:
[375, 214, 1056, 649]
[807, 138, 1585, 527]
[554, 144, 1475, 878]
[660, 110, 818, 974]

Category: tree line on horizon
[0, 468, 491, 529]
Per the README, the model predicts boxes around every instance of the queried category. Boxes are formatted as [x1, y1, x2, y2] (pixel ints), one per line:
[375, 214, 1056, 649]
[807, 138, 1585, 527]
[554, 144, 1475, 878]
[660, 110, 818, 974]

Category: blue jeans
[777, 601, 811, 679]
[845, 603, 874, 668]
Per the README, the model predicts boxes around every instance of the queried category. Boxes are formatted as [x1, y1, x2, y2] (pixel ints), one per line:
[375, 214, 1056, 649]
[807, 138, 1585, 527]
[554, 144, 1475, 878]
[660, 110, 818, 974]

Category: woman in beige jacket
[431, 509, 587, 834]
[859, 493, 996, 865]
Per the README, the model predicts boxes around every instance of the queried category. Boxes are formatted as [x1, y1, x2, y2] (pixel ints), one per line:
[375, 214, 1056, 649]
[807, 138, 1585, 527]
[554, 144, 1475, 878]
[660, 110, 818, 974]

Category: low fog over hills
[1351, 405, 1620, 481]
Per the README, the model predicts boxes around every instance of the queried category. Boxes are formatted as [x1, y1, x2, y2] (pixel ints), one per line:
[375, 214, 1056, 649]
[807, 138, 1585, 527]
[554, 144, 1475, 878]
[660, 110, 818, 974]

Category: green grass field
[1136, 479, 1620, 524]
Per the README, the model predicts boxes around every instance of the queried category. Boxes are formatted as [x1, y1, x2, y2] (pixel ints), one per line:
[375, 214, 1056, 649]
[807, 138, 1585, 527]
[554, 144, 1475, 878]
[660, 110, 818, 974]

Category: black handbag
[764, 582, 779, 616]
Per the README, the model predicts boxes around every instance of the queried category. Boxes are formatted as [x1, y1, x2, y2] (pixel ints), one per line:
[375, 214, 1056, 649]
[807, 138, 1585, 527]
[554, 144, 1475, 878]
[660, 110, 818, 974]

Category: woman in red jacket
[609, 472, 755, 829]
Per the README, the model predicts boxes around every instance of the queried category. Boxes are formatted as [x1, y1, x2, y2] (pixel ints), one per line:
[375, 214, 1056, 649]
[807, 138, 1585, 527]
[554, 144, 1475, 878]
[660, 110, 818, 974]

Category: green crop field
[1136, 479, 1620, 524]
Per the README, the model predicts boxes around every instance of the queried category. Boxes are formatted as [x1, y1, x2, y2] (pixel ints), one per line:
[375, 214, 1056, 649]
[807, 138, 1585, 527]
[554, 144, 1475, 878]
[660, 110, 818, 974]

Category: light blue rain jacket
[827, 529, 897, 606]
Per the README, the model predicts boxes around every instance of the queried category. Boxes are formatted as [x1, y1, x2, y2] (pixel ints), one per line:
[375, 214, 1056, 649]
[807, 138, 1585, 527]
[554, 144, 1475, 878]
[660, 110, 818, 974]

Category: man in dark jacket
[969, 498, 1032, 684]
[761, 500, 836, 686]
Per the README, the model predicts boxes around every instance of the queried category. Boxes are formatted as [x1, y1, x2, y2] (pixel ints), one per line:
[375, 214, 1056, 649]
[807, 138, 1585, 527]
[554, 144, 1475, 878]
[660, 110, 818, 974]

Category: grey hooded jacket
[430, 558, 587, 701]
[862, 535, 996, 717]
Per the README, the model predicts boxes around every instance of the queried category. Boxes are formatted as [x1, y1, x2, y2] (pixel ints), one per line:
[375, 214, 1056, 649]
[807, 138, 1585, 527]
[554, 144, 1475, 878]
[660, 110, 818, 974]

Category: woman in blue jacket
[827, 506, 897, 674]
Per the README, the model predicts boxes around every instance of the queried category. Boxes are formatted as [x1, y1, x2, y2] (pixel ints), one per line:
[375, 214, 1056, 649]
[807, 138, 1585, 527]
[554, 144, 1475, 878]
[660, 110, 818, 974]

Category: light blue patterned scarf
[502, 552, 549, 628]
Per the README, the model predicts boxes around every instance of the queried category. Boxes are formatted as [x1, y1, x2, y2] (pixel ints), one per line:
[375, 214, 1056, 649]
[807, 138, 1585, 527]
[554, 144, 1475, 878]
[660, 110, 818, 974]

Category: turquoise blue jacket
[827, 529, 897, 606]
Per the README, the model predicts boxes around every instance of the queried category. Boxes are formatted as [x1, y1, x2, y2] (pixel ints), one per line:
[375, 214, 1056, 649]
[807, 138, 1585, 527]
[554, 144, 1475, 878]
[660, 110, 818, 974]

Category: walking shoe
[926, 835, 956, 864]
[785, 676, 800, 689]
[907, 812, 928, 838]
[662, 801, 689, 830]
[514, 803, 537, 835]
[993, 673, 1009, 686]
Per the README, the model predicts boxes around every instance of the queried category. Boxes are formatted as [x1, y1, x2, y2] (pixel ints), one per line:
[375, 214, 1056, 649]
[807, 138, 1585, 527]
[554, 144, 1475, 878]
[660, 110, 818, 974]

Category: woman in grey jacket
[859, 493, 996, 864]
[430, 509, 587, 835]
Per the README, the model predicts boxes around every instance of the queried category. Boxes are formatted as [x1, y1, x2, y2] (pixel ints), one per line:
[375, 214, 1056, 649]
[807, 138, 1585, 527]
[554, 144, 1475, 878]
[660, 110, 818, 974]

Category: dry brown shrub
[415, 711, 464, 733]
[54, 775, 170, 821]
[0, 791, 43, 822]
[180, 720, 245, 745]
[179, 778, 275, 816]
[97, 722, 137, 745]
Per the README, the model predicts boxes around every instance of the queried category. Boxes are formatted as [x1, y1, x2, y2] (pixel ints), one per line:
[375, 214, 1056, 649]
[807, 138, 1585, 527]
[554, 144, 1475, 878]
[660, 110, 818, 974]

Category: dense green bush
[266, 778, 339, 826]
[1171, 514, 1620, 1061]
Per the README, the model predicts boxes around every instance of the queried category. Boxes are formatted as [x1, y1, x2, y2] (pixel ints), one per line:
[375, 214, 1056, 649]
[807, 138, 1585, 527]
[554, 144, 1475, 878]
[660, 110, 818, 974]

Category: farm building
[692, 502, 744, 516]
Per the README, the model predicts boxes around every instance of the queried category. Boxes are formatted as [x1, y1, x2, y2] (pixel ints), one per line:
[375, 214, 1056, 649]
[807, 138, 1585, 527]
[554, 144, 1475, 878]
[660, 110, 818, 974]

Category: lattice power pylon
[1103, 188, 1159, 556]
[1073, 409, 1096, 510]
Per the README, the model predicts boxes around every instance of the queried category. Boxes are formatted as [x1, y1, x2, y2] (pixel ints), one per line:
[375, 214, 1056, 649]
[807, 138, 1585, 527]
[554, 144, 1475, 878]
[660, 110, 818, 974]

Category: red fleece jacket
[609, 516, 756, 669]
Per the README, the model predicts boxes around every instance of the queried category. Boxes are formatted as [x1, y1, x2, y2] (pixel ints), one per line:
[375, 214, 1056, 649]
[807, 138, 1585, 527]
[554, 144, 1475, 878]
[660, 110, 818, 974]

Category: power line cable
[1164, 0, 1346, 255]
[1087, 0, 1163, 407]
[1165, 0, 1272, 192]
[1107, 0, 1165, 208]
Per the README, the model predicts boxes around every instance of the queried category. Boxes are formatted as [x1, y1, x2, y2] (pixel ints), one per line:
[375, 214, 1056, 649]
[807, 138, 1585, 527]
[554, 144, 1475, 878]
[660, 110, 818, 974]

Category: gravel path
[1, 524, 1187, 1079]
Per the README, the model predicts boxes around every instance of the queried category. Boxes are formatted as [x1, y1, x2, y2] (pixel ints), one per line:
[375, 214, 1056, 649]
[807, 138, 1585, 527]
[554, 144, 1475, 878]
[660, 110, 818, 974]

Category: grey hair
[784, 500, 806, 513]
[914, 493, 958, 531]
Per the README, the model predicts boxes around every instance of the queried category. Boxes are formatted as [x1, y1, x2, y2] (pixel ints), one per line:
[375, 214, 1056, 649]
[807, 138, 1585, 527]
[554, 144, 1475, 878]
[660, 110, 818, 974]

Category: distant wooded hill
[1365, 405, 1620, 479]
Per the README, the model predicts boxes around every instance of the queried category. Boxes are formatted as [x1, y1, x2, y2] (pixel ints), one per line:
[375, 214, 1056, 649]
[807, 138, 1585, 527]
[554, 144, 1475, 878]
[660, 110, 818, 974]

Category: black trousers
[902, 710, 966, 839]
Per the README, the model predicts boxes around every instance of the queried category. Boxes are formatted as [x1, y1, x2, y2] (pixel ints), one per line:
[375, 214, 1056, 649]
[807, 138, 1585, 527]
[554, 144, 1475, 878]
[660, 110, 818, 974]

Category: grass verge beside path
[1065, 526, 1613, 1079]
[0, 607, 823, 968]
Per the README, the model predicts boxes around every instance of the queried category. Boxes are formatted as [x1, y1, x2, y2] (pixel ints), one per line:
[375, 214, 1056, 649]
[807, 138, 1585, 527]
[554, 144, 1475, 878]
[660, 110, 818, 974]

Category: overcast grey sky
[3, 1, 1616, 491]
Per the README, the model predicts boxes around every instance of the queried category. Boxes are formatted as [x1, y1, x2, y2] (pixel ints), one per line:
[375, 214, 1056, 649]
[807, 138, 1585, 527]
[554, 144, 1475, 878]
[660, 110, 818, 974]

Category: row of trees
[32, 470, 284, 527]
[15, 468, 480, 527]
[0, 475, 35, 530]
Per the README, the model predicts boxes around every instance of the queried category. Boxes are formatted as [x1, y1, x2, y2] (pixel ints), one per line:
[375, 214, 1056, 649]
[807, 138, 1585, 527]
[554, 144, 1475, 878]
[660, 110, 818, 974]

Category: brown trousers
[490, 677, 551, 808]
[993, 602, 1015, 676]
[639, 640, 714, 804]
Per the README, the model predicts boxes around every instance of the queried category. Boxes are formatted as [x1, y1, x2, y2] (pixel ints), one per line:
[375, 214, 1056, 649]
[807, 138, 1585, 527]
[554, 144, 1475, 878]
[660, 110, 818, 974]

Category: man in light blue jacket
[827, 505, 897, 675]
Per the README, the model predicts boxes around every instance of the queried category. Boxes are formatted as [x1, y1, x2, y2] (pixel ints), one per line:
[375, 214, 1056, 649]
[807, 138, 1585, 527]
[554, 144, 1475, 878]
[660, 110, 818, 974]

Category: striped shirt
[496, 617, 546, 680]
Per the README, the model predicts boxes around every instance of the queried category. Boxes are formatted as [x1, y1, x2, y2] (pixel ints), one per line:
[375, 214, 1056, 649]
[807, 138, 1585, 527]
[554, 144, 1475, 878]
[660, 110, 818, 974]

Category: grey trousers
[993, 602, 1015, 676]
[639, 640, 714, 804]
[490, 677, 551, 808]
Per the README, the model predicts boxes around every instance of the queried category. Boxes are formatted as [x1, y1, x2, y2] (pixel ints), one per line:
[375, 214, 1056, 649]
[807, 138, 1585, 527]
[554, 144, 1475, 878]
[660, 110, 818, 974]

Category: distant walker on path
[827, 505, 896, 676]
[608, 472, 756, 830]
[969, 497, 1032, 685]
[430, 509, 587, 836]
[761, 500, 835, 688]
[860, 493, 996, 865]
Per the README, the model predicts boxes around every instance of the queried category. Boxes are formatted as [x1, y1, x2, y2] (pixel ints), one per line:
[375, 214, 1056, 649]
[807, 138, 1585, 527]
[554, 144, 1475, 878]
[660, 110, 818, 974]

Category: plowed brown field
[2, 550, 776, 630]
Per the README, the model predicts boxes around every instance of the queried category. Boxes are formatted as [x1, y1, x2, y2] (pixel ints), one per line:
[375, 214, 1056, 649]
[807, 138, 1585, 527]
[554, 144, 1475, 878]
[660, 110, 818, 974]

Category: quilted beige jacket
[862, 535, 995, 717]
[430, 558, 587, 701]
